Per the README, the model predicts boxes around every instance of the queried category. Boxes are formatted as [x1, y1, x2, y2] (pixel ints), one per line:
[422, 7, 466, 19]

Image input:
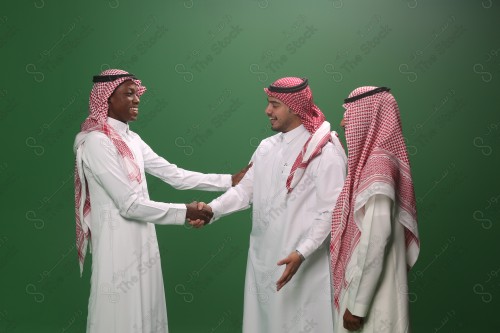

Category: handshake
[184, 163, 252, 228]
[185, 201, 213, 228]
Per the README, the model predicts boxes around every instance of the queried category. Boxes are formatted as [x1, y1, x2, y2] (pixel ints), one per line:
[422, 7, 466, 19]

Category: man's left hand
[231, 163, 252, 186]
[343, 308, 364, 331]
[276, 251, 303, 291]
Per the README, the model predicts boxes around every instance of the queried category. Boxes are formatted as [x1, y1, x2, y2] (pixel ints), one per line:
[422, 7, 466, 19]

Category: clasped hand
[186, 202, 212, 228]
[185, 201, 213, 225]
[186, 163, 251, 227]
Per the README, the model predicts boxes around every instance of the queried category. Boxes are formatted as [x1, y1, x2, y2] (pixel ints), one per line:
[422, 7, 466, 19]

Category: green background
[1, 0, 499, 332]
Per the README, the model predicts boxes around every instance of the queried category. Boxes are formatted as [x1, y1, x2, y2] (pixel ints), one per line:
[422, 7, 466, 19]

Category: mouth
[269, 117, 277, 124]
[130, 107, 139, 115]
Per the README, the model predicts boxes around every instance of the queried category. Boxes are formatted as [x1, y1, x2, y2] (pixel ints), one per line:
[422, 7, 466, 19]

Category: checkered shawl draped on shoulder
[264, 77, 335, 193]
[73, 69, 146, 275]
[330, 86, 420, 310]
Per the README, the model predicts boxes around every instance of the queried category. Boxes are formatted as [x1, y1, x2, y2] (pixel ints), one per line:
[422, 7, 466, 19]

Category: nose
[265, 103, 272, 116]
[133, 93, 140, 104]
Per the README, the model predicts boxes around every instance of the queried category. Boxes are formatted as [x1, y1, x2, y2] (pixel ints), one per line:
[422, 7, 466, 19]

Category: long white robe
[209, 125, 346, 333]
[333, 194, 411, 333]
[75, 117, 231, 333]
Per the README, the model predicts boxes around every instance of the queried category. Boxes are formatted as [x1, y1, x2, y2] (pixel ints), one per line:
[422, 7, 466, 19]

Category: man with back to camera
[73, 69, 249, 333]
[190, 77, 347, 332]
[330, 86, 420, 332]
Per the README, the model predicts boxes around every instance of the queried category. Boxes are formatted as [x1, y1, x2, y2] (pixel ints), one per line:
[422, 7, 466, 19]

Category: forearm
[92, 172, 188, 225]
[348, 194, 392, 317]
[142, 139, 232, 191]
[208, 186, 252, 222]
[208, 164, 253, 222]
[121, 195, 187, 225]
[296, 211, 332, 258]
[148, 159, 232, 191]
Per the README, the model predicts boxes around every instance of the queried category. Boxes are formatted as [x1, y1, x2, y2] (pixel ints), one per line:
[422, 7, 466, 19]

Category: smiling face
[265, 96, 301, 133]
[107, 80, 140, 123]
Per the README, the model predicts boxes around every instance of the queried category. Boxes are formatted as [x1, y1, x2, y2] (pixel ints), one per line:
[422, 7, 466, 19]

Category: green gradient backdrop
[1, 0, 499, 332]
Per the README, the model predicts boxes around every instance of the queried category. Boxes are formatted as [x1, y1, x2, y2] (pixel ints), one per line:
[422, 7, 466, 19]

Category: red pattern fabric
[330, 86, 419, 310]
[74, 69, 146, 273]
[264, 77, 330, 193]
[284, 132, 332, 192]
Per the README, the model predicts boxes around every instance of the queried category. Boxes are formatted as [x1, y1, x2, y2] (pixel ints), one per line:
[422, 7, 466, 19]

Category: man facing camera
[73, 69, 248, 333]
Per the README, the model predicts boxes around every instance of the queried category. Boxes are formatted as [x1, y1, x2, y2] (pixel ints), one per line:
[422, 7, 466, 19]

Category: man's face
[265, 96, 301, 133]
[108, 80, 140, 123]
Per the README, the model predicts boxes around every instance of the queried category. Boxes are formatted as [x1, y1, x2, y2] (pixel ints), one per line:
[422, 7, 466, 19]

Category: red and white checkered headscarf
[330, 86, 419, 310]
[264, 77, 335, 193]
[73, 69, 146, 275]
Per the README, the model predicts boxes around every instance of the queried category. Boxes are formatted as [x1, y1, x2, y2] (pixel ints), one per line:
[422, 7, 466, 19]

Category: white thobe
[209, 125, 347, 333]
[76, 117, 231, 333]
[333, 194, 411, 333]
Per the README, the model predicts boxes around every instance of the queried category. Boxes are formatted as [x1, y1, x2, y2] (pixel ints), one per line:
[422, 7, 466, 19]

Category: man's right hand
[185, 201, 213, 225]
[187, 202, 213, 228]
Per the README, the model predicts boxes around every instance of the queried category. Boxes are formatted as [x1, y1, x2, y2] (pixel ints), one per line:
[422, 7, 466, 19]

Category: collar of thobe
[107, 117, 130, 134]
[281, 124, 307, 144]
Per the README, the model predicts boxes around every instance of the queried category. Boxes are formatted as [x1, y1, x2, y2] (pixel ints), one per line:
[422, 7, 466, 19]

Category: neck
[282, 121, 302, 133]
[108, 114, 127, 124]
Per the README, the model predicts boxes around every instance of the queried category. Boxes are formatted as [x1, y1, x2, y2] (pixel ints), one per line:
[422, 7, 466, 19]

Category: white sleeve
[296, 144, 347, 258]
[349, 194, 393, 317]
[82, 134, 187, 225]
[208, 157, 254, 223]
[140, 139, 232, 191]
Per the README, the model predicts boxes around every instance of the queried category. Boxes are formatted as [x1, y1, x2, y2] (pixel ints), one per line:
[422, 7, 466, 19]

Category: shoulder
[253, 133, 281, 158]
[313, 141, 347, 171]
[323, 137, 347, 161]
[84, 131, 109, 146]
[81, 131, 115, 156]
[312, 142, 334, 166]
[319, 141, 337, 157]
[128, 129, 141, 140]
[261, 133, 281, 145]
[259, 133, 282, 149]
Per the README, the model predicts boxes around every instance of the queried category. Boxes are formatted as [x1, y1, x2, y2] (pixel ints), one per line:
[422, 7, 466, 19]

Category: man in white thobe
[330, 86, 420, 332]
[192, 77, 347, 332]
[73, 69, 249, 333]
